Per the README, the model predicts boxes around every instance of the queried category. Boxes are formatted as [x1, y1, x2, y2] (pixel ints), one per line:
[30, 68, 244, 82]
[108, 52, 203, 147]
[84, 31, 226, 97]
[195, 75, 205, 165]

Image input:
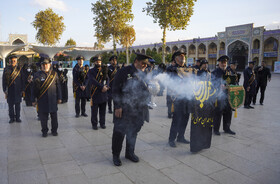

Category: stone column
[206, 42, 209, 61]
[195, 42, 198, 60]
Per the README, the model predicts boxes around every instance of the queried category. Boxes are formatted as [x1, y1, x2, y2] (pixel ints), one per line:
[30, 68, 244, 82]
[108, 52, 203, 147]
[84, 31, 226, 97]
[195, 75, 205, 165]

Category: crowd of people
[2, 51, 271, 166]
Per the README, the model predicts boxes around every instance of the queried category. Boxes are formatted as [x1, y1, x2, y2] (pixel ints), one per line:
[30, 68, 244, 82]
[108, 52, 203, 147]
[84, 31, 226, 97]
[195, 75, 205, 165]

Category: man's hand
[57, 100, 62, 104]
[115, 108, 122, 118]
[80, 86, 86, 91]
[32, 102, 37, 107]
[102, 85, 109, 93]
[28, 79, 32, 83]
[247, 86, 250, 92]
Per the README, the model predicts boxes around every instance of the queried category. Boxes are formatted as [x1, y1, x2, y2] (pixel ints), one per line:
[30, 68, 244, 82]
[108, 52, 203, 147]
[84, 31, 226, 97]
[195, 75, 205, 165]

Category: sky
[1, 0, 280, 49]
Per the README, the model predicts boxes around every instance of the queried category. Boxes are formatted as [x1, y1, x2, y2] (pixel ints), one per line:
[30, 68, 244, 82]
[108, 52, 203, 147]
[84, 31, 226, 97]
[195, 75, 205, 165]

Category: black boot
[113, 155, 122, 166]
[125, 152, 139, 162]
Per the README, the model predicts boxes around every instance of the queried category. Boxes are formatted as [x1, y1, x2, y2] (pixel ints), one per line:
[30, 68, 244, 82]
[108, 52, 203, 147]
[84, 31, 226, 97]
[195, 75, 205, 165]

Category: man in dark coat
[212, 55, 236, 135]
[111, 53, 151, 166]
[2, 55, 25, 123]
[192, 59, 201, 70]
[107, 55, 119, 114]
[23, 65, 34, 106]
[72, 55, 89, 117]
[167, 50, 196, 148]
[57, 64, 68, 103]
[253, 61, 271, 105]
[243, 61, 257, 109]
[32, 57, 62, 137]
[166, 60, 176, 119]
[88, 56, 109, 130]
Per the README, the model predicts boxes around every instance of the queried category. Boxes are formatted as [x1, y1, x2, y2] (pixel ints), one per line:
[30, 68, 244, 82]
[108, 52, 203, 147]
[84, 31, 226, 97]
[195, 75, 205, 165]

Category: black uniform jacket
[72, 64, 89, 98]
[88, 66, 108, 104]
[2, 65, 25, 104]
[112, 64, 150, 123]
[254, 66, 271, 86]
[243, 67, 257, 92]
[32, 70, 62, 113]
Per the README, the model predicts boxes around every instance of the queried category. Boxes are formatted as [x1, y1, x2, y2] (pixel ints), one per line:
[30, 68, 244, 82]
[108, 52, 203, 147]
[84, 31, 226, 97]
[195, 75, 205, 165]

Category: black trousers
[166, 95, 172, 116]
[8, 102, 21, 120]
[213, 104, 232, 132]
[244, 91, 254, 106]
[112, 121, 143, 157]
[75, 97, 86, 115]
[253, 85, 266, 104]
[108, 96, 113, 111]
[91, 102, 106, 127]
[168, 100, 189, 142]
[39, 112, 58, 134]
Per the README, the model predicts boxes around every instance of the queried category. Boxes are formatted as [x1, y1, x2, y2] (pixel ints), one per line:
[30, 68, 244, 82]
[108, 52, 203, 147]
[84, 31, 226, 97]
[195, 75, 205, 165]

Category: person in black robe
[190, 59, 216, 152]
[243, 61, 257, 109]
[57, 64, 68, 103]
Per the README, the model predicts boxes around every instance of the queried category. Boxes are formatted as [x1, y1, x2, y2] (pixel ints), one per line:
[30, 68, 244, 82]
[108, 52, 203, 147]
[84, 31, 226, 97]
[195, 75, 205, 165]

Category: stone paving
[0, 72, 280, 184]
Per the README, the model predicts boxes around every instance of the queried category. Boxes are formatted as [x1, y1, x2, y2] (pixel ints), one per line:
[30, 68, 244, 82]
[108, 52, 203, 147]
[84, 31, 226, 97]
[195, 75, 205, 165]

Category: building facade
[116, 23, 280, 71]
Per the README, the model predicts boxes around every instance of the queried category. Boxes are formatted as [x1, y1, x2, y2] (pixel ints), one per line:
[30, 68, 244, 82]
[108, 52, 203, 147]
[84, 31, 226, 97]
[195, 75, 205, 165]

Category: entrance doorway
[227, 40, 249, 70]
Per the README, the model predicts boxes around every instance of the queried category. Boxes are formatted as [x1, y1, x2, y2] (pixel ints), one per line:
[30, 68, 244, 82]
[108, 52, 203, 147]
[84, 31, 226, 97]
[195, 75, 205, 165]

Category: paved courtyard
[0, 72, 280, 184]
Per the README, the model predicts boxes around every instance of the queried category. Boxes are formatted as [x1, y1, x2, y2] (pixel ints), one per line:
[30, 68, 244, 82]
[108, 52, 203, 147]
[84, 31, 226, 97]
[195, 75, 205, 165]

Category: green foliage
[65, 38, 76, 46]
[130, 53, 137, 63]
[143, 0, 196, 63]
[32, 8, 65, 46]
[119, 25, 136, 63]
[91, 0, 134, 53]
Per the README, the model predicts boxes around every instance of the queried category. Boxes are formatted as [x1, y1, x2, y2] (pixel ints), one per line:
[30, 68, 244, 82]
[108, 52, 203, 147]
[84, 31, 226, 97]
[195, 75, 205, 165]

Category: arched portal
[172, 46, 178, 53]
[12, 38, 25, 45]
[227, 40, 249, 70]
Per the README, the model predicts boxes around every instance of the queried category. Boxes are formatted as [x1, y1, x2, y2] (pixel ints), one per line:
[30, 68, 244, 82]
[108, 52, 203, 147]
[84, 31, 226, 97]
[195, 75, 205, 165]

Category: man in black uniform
[243, 61, 257, 109]
[112, 53, 151, 166]
[2, 55, 24, 123]
[168, 50, 196, 147]
[32, 57, 62, 137]
[212, 55, 236, 135]
[253, 61, 271, 105]
[226, 60, 241, 85]
[166, 60, 176, 118]
[57, 64, 68, 103]
[193, 59, 201, 70]
[107, 55, 119, 114]
[88, 56, 109, 130]
[197, 59, 210, 77]
[23, 64, 34, 106]
[73, 55, 89, 117]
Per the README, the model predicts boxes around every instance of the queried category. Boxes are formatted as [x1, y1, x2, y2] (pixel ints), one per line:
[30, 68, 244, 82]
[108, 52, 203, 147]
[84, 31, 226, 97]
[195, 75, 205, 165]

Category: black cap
[230, 60, 238, 65]
[76, 55, 84, 61]
[200, 59, 208, 66]
[109, 55, 117, 61]
[172, 50, 186, 61]
[135, 53, 152, 64]
[196, 59, 201, 63]
[9, 55, 17, 59]
[217, 55, 230, 62]
[248, 61, 256, 64]
[149, 58, 156, 64]
[92, 55, 102, 62]
[40, 57, 51, 64]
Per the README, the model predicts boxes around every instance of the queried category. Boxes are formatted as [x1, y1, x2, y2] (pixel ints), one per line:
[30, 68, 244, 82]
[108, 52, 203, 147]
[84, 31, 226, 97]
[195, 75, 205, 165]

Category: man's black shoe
[125, 153, 139, 162]
[249, 106, 254, 109]
[16, 119, 22, 123]
[75, 114, 80, 118]
[92, 126, 98, 130]
[113, 155, 122, 166]
[108, 109, 113, 114]
[260, 103, 263, 105]
[214, 131, 221, 136]
[177, 138, 190, 144]
[224, 130, 236, 135]
[9, 119, 15, 124]
[52, 132, 58, 136]
[169, 141, 176, 147]
[42, 133, 48, 137]
[244, 106, 250, 109]
[100, 125, 106, 129]
[81, 113, 88, 117]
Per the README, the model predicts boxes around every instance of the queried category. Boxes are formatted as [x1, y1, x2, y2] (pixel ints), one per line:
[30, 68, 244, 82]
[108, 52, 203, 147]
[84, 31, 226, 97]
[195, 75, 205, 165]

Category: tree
[65, 38, 76, 46]
[93, 36, 105, 50]
[143, 0, 196, 63]
[91, 0, 134, 54]
[119, 25, 136, 64]
[32, 8, 65, 46]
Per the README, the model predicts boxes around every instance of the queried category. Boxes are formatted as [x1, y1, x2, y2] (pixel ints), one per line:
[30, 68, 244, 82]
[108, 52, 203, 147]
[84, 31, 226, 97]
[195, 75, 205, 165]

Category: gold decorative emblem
[193, 81, 216, 108]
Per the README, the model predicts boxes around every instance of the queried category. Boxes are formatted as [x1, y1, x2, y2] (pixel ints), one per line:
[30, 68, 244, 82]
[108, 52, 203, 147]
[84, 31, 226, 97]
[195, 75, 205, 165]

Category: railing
[208, 54, 217, 58]
[219, 50, 225, 55]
